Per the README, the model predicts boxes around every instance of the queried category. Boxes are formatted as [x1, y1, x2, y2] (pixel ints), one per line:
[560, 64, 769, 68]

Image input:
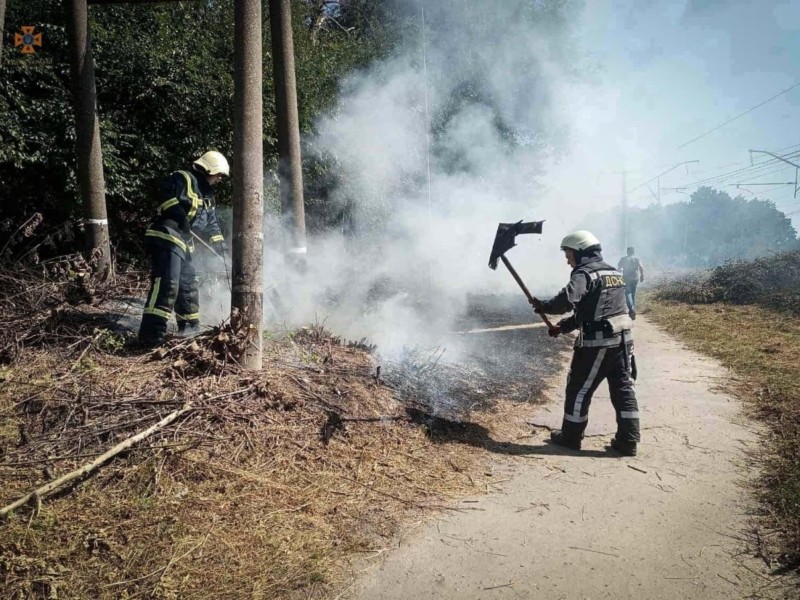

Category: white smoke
[197, 1, 609, 356]
[254, 0, 592, 353]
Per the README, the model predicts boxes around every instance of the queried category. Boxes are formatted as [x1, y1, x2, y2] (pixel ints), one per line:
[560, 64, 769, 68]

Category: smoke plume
[248, 0, 593, 355]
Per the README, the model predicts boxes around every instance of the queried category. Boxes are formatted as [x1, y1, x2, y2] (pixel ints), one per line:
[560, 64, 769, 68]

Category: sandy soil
[347, 317, 781, 599]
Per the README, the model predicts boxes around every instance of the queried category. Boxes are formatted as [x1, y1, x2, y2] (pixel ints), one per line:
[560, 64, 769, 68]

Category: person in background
[618, 246, 644, 319]
[138, 151, 229, 346]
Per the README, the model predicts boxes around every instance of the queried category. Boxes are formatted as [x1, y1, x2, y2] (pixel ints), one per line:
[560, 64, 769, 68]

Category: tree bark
[0, 0, 7, 69]
[66, 0, 112, 277]
[231, 0, 264, 370]
[269, 0, 307, 267]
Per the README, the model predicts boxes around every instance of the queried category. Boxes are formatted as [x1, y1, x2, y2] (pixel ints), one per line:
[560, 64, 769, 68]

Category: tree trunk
[269, 0, 307, 267]
[231, 0, 264, 370]
[66, 0, 112, 277]
[0, 0, 7, 69]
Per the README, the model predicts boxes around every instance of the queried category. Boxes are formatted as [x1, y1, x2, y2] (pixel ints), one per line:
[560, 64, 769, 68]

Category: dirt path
[348, 317, 777, 599]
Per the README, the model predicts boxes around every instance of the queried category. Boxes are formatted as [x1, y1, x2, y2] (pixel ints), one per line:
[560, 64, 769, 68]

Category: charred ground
[0, 260, 566, 598]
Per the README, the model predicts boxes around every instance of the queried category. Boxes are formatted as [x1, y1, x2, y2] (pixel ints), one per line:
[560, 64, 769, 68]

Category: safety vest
[572, 260, 632, 348]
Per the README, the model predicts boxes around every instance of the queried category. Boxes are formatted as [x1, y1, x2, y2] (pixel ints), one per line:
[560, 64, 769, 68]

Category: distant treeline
[585, 187, 798, 267]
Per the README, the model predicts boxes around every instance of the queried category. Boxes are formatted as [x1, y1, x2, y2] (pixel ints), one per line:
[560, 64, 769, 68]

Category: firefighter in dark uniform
[532, 230, 640, 456]
[138, 151, 229, 346]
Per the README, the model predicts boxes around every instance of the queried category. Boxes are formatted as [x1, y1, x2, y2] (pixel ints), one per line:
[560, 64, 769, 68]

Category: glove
[530, 297, 544, 314]
[548, 324, 561, 338]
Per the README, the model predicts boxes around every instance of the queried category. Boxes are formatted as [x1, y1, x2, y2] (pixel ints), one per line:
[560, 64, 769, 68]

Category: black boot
[137, 334, 164, 348]
[549, 430, 582, 451]
[609, 437, 637, 456]
[177, 322, 201, 338]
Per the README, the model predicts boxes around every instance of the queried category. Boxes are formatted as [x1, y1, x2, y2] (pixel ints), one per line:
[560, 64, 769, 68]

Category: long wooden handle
[500, 255, 555, 331]
[191, 231, 223, 260]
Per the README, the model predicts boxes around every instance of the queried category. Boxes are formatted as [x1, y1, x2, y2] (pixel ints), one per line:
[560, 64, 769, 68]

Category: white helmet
[560, 230, 601, 251]
[193, 150, 230, 176]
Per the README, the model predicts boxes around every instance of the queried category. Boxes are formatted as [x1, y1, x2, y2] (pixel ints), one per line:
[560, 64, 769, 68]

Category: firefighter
[138, 151, 229, 346]
[531, 230, 640, 456]
[618, 246, 644, 319]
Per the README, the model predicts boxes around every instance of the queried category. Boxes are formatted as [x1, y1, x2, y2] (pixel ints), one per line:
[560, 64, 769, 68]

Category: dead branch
[0, 404, 193, 517]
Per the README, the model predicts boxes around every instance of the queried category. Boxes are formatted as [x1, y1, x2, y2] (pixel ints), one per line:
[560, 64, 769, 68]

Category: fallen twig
[1, 404, 193, 517]
[483, 580, 517, 590]
[568, 546, 620, 558]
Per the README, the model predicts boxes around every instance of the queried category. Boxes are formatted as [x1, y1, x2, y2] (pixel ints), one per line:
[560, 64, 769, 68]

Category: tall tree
[269, 0, 306, 264]
[232, 0, 264, 370]
[0, 0, 7, 69]
[581, 186, 799, 267]
[66, 0, 111, 275]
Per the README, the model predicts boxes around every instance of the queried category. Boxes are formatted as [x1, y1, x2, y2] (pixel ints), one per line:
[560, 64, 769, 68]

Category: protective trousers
[138, 247, 200, 344]
[561, 344, 640, 443]
[624, 279, 638, 312]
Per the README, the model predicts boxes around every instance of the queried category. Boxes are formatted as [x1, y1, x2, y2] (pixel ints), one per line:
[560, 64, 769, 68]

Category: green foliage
[0, 0, 402, 261]
[0, 2, 77, 249]
[94, 327, 126, 354]
[606, 187, 799, 267]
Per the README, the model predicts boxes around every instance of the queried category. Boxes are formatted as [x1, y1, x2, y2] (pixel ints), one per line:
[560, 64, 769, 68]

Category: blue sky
[543, 0, 800, 224]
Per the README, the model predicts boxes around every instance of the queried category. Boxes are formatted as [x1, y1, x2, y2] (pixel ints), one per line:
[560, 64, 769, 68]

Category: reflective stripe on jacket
[146, 168, 224, 253]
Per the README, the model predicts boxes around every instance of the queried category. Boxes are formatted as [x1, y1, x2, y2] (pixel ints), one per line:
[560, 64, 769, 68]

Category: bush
[655, 250, 800, 315]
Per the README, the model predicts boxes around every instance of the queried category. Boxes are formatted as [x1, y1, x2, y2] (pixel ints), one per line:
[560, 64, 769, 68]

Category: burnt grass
[0, 267, 567, 598]
[649, 252, 800, 577]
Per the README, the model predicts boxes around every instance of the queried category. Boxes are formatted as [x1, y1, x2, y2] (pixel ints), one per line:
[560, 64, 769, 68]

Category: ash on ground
[383, 293, 567, 421]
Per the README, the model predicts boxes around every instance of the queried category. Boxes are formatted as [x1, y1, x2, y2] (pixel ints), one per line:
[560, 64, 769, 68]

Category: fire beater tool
[191, 231, 285, 315]
[488, 220, 555, 332]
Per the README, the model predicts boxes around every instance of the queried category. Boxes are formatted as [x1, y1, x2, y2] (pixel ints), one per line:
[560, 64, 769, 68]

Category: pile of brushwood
[654, 250, 800, 315]
[0, 260, 541, 598]
[651, 252, 800, 577]
[0, 255, 148, 364]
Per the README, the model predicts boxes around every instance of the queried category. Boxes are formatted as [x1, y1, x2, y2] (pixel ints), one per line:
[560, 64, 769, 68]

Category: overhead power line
[678, 150, 800, 190]
[677, 80, 800, 149]
[627, 160, 699, 198]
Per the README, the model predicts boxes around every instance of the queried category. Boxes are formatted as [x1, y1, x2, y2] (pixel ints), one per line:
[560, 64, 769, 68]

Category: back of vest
[575, 261, 629, 324]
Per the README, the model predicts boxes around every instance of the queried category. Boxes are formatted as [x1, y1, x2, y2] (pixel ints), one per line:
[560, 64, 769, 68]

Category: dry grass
[647, 298, 800, 574]
[0, 320, 549, 599]
[0, 257, 562, 598]
[653, 250, 800, 315]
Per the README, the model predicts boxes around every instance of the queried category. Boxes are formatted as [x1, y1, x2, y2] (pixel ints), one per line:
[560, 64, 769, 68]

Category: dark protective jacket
[541, 248, 633, 348]
[144, 168, 224, 257]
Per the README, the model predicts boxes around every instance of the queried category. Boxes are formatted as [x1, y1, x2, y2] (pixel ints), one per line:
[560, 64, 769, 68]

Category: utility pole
[621, 170, 628, 249]
[269, 0, 307, 266]
[232, 0, 264, 370]
[66, 0, 112, 276]
[749, 149, 800, 198]
[627, 160, 699, 204]
[656, 160, 699, 203]
[602, 169, 632, 250]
